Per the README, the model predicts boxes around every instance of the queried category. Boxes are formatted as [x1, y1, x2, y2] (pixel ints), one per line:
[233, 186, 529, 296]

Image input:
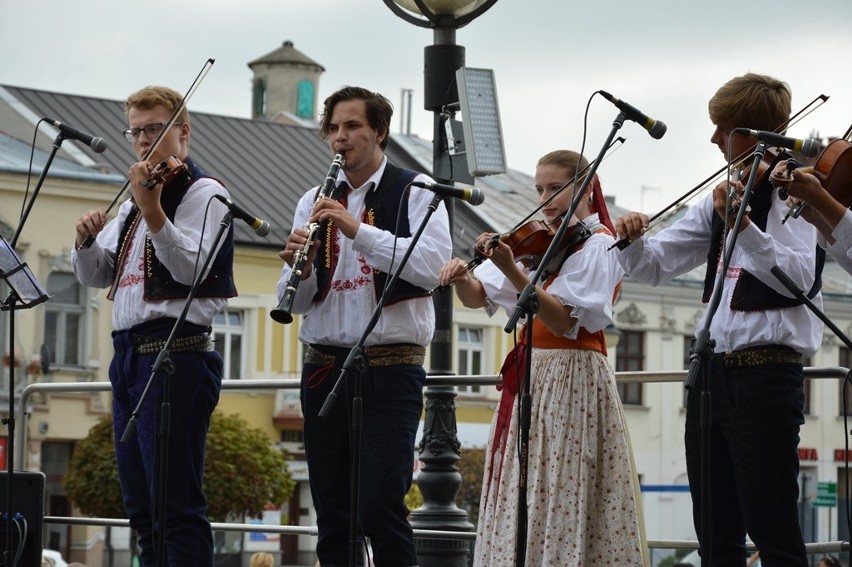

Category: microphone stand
[119, 210, 234, 566]
[10, 132, 71, 250]
[0, 133, 61, 566]
[684, 142, 768, 567]
[318, 192, 444, 567]
[503, 112, 627, 567]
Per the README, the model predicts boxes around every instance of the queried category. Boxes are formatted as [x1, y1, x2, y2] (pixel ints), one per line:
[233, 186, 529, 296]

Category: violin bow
[505, 136, 627, 234]
[431, 137, 627, 293]
[610, 93, 829, 250]
[78, 59, 215, 249]
[103, 58, 215, 216]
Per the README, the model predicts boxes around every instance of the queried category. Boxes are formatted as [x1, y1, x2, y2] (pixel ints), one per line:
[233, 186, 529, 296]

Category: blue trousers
[685, 357, 808, 567]
[110, 319, 221, 567]
[301, 355, 424, 567]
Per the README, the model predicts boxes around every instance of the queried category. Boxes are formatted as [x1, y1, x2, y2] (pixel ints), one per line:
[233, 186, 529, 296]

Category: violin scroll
[769, 158, 798, 201]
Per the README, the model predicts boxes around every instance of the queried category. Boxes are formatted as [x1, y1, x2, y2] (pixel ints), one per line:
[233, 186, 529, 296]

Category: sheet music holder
[0, 235, 49, 311]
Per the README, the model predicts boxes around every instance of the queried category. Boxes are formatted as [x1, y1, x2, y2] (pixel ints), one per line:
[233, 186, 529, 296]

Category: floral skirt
[474, 348, 648, 566]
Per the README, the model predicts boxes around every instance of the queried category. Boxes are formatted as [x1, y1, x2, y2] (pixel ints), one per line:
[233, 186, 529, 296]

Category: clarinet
[271, 153, 345, 324]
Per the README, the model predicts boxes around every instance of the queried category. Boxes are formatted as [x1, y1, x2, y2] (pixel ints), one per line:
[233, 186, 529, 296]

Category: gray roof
[0, 131, 123, 183]
[0, 84, 498, 254]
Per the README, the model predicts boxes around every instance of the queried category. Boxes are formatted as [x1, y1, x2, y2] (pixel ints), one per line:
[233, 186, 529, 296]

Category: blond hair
[124, 85, 190, 126]
[708, 72, 791, 132]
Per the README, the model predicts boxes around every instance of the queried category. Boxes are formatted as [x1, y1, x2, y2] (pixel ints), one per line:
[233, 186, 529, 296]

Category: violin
[140, 155, 189, 189]
[481, 218, 591, 269]
[433, 218, 591, 293]
[812, 138, 852, 203]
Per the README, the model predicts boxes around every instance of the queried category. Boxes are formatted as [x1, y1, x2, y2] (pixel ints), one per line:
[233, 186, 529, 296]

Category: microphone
[410, 180, 485, 206]
[43, 117, 107, 153]
[213, 194, 271, 237]
[599, 91, 667, 139]
[732, 128, 820, 158]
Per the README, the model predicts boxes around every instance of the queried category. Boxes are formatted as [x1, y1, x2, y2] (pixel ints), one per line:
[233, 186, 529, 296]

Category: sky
[2, 0, 850, 215]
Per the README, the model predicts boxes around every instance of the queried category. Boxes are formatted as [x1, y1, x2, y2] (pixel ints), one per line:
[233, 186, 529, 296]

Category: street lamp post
[383, 1, 498, 564]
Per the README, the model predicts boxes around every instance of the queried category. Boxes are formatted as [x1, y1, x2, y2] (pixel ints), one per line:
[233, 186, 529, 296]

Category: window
[297, 80, 315, 119]
[456, 327, 483, 394]
[616, 330, 644, 405]
[839, 348, 852, 416]
[280, 429, 304, 444]
[213, 309, 245, 380]
[252, 78, 267, 118]
[43, 272, 85, 367]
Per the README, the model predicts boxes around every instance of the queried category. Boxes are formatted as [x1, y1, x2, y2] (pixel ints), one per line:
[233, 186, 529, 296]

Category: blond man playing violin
[72, 85, 235, 567]
[615, 73, 819, 567]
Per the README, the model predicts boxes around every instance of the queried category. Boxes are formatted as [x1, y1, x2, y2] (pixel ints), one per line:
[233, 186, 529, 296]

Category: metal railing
[37, 516, 852, 555]
[15, 366, 852, 556]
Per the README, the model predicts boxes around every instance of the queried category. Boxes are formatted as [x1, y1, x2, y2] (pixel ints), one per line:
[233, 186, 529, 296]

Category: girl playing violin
[439, 150, 648, 566]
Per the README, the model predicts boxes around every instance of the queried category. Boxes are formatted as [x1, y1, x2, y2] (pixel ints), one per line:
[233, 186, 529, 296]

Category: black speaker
[0, 471, 45, 567]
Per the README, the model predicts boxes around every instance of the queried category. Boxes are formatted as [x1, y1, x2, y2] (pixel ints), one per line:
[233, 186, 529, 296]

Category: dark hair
[319, 86, 393, 150]
[820, 555, 842, 567]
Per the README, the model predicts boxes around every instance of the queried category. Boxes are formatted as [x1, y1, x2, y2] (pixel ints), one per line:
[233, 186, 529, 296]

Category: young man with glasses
[72, 85, 236, 566]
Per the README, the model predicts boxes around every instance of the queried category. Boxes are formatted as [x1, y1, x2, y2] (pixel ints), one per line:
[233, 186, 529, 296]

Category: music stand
[1, 234, 49, 565]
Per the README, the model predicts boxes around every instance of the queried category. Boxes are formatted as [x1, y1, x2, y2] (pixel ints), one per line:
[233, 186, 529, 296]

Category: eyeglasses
[122, 122, 180, 143]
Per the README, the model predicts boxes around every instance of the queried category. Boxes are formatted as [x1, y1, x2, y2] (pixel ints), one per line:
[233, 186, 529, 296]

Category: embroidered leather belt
[722, 346, 802, 368]
[132, 333, 214, 355]
[305, 343, 426, 367]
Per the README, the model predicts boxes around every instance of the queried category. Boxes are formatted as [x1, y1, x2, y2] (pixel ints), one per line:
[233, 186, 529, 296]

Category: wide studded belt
[132, 333, 214, 355]
[305, 343, 426, 367]
[722, 346, 802, 368]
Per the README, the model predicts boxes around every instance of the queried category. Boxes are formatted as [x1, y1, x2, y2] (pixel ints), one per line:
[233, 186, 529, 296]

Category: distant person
[819, 555, 842, 567]
[249, 551, 273, 567]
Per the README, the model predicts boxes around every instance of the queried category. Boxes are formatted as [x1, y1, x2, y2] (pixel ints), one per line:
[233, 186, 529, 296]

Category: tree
[203, 412, 295, 520]
[62, 415, 124, 518]
[64, 411, 295, 521]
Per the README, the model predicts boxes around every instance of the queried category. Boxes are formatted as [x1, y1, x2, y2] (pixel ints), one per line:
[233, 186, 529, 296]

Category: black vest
[114, 157, 237, 301]
[313, 162, 429, 305]
[701, 161, 823, 311]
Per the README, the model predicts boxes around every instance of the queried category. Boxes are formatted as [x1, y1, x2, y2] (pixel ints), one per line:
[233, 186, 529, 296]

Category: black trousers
[685, 356, 808, 567]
